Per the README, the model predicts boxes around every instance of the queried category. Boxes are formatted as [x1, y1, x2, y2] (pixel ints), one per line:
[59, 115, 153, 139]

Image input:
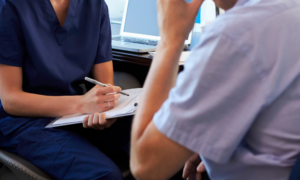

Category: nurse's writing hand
[182, 153, 206, 180]
[106, 84, 119, 104]
[83, 113, 117, 130]
[79, 85, 121, 114]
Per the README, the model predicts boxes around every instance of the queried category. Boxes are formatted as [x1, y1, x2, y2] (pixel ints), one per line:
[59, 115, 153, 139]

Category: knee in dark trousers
[17, 127, 125, 180]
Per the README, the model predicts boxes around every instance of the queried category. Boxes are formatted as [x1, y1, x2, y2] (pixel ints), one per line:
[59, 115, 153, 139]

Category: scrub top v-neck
[45, 0, 78, 45]
[0, 0, 112, 135]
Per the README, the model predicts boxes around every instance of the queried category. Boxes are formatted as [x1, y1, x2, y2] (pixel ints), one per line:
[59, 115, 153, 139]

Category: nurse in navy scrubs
[0, 0, 131, 179]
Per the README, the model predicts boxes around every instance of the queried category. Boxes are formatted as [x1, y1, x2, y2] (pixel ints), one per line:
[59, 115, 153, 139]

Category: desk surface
[112, 32, 201, 66]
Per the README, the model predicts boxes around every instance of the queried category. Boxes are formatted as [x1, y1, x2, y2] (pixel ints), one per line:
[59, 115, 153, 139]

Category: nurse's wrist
[75, 95, 85, 114]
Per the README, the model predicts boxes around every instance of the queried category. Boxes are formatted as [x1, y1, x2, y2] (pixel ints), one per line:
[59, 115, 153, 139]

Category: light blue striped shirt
[153, 0, 300, 179]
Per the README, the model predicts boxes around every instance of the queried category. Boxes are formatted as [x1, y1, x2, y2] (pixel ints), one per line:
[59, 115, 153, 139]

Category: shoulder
[3, 0, 30, 8]
[197, 0, 300, 83]
[0, 0, 18, 18]
[76, 0, 108, 14]
[1, 0, 36, 16]
[204, 0, 299, 42]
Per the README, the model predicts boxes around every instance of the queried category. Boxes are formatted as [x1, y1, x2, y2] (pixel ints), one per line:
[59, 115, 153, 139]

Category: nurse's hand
[83, 113, 117, 130]
[182, 153, 206, 180]
[80, 85, 121, 114]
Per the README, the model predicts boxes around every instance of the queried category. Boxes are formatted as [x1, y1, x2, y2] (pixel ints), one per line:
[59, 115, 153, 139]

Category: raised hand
[157, 0, 204, 44]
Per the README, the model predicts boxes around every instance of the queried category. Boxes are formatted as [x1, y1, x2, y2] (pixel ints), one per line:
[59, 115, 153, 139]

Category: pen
[85, 77, 130, 96]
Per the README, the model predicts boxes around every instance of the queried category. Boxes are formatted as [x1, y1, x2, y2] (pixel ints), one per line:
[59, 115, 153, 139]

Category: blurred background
[105, 0, 222, 35]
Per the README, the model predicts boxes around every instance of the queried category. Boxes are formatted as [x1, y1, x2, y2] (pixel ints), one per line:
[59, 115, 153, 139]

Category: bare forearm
[0, 61, 118, 118]
[93, 61, 115, 85]
[132, 40, 183, 140]
[130, 0, 204, 178]
[3, 92, 82, 117]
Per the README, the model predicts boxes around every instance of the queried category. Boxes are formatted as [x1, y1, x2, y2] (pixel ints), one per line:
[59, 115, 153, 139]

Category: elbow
[130, 160, 143, 180]
[1, 97, 18, 115]
[130, 161, 154, 180]
[131, 164, 163, 180]
[130, 139, 150, 180]
[130, 147, 158, 180]
[130, 148, 143, 179]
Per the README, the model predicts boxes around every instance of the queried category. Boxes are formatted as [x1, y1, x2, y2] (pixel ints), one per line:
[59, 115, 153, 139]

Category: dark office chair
[289, 154, 300, 180]
[0, 149, 54, 180]
[0, 149, 133, 180]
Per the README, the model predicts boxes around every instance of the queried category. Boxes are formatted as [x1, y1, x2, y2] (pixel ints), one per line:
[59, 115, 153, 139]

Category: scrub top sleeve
[0, 2, 26, 67]
[94, 2, 112, 64]
[153, 33, 266, 163]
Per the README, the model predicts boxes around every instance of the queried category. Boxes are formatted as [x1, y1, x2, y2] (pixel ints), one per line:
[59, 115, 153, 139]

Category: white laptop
[112, 0, 193, 53]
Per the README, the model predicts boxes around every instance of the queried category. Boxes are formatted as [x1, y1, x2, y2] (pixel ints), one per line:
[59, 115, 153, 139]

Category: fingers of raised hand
[183, 162, 196, 179]
[190, 153, 201, 162]
[197, 161, 206, 173]
[183, 153, 202, 179]
[185, 170, 202, 180]
[196, 172, 202, 180]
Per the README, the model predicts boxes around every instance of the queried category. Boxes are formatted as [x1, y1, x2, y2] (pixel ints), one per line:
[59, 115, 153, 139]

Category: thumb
[197, 162, 206, 173]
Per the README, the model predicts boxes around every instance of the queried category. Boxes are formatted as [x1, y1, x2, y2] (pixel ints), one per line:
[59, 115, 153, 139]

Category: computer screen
[123, 0, 159, 37]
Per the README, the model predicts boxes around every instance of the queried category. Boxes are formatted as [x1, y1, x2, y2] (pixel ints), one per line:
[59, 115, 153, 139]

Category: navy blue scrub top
[0, 0, 112, 135]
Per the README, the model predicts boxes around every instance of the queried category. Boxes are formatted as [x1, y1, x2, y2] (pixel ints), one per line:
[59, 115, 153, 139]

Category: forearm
[132, 40, 184, 141]
[0, 64, 83, 117]
[93, 61, 115, 85]
[130, 40, 191, 179]
[130, 0, 204, 178]
[3, 91, 82, 117]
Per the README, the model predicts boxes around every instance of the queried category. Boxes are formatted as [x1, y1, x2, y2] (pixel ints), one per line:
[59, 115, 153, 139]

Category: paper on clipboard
[46, 88, 142, 128]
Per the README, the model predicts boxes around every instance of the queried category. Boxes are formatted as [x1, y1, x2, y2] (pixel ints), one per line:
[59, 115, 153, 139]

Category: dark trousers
[0, 116, 132, 180]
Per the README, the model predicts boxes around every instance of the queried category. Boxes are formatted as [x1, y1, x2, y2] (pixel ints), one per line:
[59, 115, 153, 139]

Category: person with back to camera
[0, 0, 132, 179]
[130, 0, 300, 179]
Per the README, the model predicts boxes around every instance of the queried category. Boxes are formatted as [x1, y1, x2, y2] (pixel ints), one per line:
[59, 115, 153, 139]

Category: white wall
[194, 0, 216, 32]
[105, 0, 125, 24]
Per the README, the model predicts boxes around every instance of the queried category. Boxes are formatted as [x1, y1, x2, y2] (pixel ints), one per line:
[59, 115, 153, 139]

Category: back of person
[128, 0, 300, 179]
[201, 0, 300, 179]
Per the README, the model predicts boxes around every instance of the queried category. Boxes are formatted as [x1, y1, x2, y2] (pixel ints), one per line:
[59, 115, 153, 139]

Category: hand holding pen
[79, 81, 121, 114]
[85, 77, 129, 96]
